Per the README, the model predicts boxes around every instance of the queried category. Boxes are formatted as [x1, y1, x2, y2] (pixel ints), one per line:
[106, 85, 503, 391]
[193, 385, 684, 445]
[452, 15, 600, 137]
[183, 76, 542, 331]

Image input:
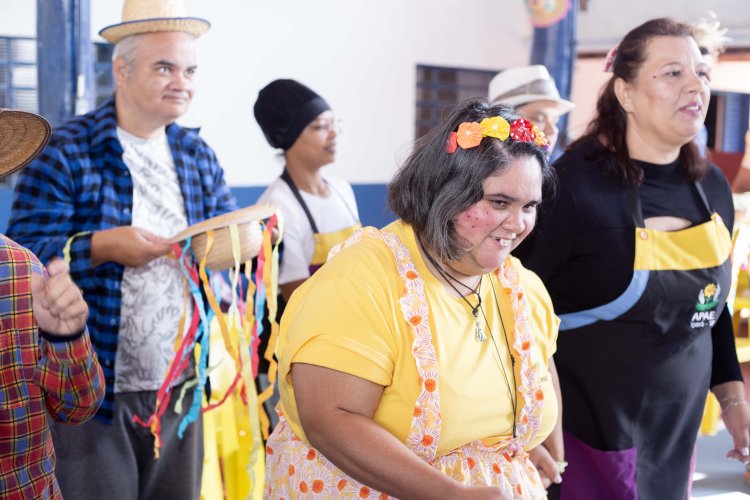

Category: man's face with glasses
[516, 100, 563, 153]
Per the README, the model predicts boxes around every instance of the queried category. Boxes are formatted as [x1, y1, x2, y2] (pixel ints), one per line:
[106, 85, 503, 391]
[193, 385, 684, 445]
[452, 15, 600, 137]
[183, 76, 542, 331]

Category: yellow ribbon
[62, 231, 92, 265]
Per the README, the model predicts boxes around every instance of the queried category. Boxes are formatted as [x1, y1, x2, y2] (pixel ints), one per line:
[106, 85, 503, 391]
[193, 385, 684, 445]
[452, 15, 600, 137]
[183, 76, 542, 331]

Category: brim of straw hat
[493, 93, 575, 115]
[0, 110, 51, 178]
[168, 203, 278, 270]
[99, 17, 210, 44]
[167, 203, 277, 245]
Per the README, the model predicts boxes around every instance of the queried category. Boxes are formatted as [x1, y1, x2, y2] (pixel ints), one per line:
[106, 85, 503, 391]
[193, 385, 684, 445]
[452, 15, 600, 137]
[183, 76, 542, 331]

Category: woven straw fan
[168, 203, 277, 270]
[0, 109, 51, 178]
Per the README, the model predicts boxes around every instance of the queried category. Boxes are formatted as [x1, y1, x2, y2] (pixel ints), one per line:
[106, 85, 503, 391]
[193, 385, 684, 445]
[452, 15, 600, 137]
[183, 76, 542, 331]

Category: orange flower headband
[445, 116, 548, 154]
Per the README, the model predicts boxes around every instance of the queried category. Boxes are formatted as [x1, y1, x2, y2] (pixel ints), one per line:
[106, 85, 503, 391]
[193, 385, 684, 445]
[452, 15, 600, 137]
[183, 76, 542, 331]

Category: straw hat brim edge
[492, 94, 576, 115]
[167, 203, 278, 244]
[99, 17, 210, 43]
[0, 111, 52, 178]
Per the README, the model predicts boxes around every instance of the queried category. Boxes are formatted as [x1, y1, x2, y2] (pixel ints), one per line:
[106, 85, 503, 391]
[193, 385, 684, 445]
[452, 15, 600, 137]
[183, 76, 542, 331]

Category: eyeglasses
[310, 118, 343, 135]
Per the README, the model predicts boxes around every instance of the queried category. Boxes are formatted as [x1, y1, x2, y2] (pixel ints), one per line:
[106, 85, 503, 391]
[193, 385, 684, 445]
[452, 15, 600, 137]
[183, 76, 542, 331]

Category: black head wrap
[253, 79, 331, 151]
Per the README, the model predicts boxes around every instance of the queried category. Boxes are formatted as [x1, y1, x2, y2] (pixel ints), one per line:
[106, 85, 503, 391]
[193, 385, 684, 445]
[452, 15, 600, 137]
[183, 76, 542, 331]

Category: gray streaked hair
[388, 97, 553, 262]
[112, 34, 142, 75]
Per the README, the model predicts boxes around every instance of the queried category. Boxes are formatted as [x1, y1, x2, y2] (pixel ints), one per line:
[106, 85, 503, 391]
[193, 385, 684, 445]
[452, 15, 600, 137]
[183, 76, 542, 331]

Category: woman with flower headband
[516, 17, 750, 499]
[264, 97, 562, 499]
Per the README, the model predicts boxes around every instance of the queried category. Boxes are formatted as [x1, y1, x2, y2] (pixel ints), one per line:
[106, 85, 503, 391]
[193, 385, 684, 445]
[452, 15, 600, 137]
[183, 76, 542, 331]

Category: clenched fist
[30, 258, 89, 335]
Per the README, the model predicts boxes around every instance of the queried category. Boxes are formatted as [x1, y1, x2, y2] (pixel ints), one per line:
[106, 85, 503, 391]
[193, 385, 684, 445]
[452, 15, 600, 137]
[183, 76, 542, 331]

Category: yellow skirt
[200, 319, 266, 500]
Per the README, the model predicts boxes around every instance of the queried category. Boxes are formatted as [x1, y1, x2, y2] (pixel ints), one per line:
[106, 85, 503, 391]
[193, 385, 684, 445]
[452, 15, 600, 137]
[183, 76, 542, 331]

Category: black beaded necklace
[443, 266, 518, 439]
[421, 244, 486, 342]
[419, 241, 519, 437]
[478, 281, 519, 439]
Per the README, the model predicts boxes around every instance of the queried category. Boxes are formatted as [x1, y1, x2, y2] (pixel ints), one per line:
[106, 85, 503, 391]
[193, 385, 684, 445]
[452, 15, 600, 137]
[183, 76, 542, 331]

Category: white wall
[0, 0, 35, 36]
[4, 1, 749, 185]
[89, 0, 531, 187]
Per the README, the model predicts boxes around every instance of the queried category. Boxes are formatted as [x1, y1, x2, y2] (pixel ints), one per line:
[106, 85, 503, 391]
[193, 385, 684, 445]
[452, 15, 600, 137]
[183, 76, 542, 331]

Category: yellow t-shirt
[276, 221, 559, 456]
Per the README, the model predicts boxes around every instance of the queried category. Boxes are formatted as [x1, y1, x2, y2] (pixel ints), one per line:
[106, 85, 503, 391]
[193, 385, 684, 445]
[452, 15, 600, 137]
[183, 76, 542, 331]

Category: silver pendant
[475, 316, 486, 342]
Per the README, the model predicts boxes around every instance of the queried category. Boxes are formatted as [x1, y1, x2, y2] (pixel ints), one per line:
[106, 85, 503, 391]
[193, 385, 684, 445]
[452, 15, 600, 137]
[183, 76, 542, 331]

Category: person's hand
[528, 444, 563, 488]
[91, 226, 172, 267]
[721, 399, 750, 464]
[31, 258, 88, 335]
[456, 484, 512, 499]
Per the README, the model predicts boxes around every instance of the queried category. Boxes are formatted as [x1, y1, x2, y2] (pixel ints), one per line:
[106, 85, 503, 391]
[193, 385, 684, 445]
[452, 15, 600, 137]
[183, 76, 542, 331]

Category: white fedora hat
[0, 109, 51, 178]
[489, 65, 574, 115]
[99, 0, 210, 44]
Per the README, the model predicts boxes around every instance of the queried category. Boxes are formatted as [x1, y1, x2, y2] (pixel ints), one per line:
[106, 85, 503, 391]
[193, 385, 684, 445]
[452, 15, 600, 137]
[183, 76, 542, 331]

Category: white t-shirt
[115, 127, 191, 393]
[258, 174, 359, 284]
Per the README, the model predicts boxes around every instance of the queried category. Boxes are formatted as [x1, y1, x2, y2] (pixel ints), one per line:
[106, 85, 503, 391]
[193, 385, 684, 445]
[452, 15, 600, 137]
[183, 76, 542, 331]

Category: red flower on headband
[509, 119, 534, 142]
[456, 122, 483, 149]
[445, 131, 458, 153]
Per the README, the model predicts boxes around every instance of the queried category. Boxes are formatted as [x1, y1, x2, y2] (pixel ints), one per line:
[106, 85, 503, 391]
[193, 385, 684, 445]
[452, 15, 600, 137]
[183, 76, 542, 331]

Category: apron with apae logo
[555, 183, 732, 500]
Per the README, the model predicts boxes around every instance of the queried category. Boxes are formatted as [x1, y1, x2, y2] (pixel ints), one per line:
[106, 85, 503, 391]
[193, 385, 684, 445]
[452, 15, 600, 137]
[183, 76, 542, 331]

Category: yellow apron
[280, 169, 361, 275]
[556, 184, 732, 499]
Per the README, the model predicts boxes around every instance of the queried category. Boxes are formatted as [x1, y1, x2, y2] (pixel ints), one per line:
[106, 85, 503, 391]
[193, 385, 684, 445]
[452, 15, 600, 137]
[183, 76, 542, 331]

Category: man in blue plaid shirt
[6, 2, 237, 498]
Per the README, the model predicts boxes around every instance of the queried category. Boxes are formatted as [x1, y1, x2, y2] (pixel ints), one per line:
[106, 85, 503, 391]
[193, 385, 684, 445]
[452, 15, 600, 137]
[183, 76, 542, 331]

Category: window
[0, 36, 38, 111]
[416, 65, 498, 139]
[0, 37, 115, 110]
[0, 38, 114, 187]
[0, 37, 37, 187]
[716, 92, 750, 152]
[702, 93, 750, 152]
[93, 42, 115, 106]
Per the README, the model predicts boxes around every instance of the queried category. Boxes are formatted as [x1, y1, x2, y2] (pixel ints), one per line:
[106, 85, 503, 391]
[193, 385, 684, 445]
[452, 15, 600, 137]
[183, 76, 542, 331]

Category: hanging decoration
[525, 0, 572, 28]
[131, 203, 282, 499]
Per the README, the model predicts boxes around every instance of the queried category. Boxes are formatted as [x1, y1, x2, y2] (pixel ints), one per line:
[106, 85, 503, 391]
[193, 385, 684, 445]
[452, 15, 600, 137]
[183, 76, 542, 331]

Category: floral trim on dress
[497, 263, 546, 447]
[265, 227, 547, 499]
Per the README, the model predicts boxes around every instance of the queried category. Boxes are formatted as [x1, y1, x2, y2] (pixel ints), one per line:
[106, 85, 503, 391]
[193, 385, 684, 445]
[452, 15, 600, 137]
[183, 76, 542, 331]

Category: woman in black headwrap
[254, 79, 361, 302]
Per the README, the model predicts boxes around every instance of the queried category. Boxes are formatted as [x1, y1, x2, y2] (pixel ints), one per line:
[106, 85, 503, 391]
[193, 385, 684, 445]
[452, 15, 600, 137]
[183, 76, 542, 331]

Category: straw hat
[0, 109, 51, 178]
[488, 65, 574, 115]
[168, 204, 278, 271]
[99, 0, 210, 44]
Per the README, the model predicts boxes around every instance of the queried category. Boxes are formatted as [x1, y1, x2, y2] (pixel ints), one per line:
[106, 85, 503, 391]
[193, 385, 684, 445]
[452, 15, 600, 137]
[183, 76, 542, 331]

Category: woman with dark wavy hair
[265, 97, 561, 499]
[517, 17, 750, 499]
